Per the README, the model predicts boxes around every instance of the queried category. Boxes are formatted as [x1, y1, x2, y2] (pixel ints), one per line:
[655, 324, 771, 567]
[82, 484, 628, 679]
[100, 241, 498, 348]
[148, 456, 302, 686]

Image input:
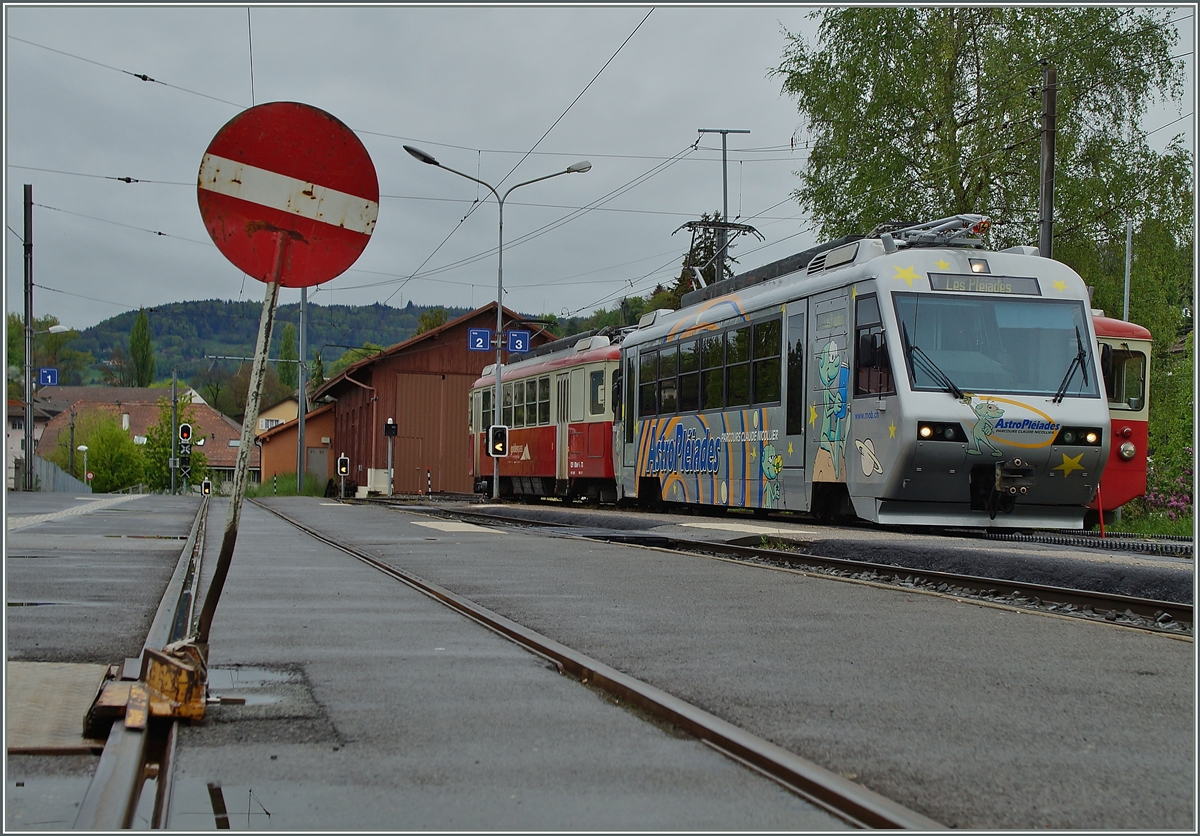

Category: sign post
[384, 418, 397, 496]
[194, 102, 378, 645]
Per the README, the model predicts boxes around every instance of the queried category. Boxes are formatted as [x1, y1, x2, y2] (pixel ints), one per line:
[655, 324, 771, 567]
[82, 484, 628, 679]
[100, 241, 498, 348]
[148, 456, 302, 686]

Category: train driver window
[1103, 347, 1147, 411]
[854, 294, 894, 396]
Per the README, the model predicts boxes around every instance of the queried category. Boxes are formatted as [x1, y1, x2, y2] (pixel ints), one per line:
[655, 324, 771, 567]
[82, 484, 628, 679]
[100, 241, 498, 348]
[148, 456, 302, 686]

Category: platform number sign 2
[468, 328, 492, 352]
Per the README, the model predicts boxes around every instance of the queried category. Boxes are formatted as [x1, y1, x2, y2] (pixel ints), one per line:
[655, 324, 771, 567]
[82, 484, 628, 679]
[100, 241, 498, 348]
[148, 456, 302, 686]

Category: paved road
[254, 496, 1194, 830]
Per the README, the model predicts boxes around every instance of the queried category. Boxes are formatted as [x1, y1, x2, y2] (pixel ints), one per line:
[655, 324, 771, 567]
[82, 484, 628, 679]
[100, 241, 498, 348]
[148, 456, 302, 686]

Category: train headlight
[919, 425, 933, 439]
[916, 422, 966, 442]
[1119, 441, 1137, 461]
[1053, 426, 1103, 446]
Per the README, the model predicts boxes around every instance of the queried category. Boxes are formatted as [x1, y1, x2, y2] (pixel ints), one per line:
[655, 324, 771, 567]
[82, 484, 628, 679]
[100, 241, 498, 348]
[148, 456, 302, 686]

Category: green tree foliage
[43, 410, 143, 492]
[277, 322, 299, 391]
[129, 308, 156, 387]
[326, 343, 385, 379]
[772, 7, 1189, 247]
[308, 349, 325, 399]
[142, 397, 208, 491]
[6, 312, 92, 399]
[414, 308, 449, 335]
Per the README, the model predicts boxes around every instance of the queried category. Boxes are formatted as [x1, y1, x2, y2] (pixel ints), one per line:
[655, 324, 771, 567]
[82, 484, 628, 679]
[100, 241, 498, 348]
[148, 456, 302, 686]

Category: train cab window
[639, 351, 658, 418]
[538, 376, 551, 424]
[854, 294, 894, 396]
[502, 383, 514, 427]
[589, 370, 607, 415]
[753, 317, 782, 404]
[482, 389, 492, 428]
[513, 380, 526, 428]
[678, 339, 699, 412]
[624, 355, 636, 441]
[1103, 348, 1147, 410]
[786, 313, 806, 435]
[700, 332, 724, 409]
[659, 345, 678, 414]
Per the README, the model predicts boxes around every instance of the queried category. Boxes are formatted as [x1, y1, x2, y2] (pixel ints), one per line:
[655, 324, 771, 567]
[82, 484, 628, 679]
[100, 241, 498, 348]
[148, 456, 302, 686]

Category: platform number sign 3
[506, 330, 531, 353]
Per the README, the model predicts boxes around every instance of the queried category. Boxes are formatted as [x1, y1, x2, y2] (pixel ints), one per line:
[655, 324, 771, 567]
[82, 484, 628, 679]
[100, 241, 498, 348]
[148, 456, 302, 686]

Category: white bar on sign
[198, 154, 378, 236]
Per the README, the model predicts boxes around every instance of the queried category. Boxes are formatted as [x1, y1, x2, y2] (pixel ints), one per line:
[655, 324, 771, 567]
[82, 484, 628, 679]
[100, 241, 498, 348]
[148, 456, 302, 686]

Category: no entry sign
[197, 102, 379, 287]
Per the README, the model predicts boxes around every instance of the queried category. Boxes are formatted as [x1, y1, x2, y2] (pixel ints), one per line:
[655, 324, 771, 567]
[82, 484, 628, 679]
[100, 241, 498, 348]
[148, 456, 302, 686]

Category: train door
[555, 372, 570, 487]
[617, 348, 638, 498]
[781, 304, 807, 509]
[809, 291, 851, 487]
[846, 289, 898, 517]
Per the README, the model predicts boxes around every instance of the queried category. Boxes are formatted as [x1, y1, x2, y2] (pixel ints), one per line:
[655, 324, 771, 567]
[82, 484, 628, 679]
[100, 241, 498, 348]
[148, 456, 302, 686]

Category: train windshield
[893, 293, 1101, 398]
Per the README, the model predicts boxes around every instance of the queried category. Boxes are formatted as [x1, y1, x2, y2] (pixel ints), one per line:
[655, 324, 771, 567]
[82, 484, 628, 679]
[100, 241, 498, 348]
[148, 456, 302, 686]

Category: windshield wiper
[1052, 326, 1089, 404]
[902, 322, 964, 400]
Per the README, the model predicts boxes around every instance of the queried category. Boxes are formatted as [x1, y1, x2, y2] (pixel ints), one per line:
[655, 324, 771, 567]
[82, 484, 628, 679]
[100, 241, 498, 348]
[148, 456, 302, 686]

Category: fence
[30, 455, 93, 494]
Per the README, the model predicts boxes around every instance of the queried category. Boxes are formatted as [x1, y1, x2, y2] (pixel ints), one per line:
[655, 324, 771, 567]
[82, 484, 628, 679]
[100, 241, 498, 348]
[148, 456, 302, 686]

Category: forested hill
[73, 299, 471, 383]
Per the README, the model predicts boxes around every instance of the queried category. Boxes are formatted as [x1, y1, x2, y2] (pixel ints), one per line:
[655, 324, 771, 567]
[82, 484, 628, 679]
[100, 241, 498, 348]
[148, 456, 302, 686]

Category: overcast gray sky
[4, 4, 1194, 333]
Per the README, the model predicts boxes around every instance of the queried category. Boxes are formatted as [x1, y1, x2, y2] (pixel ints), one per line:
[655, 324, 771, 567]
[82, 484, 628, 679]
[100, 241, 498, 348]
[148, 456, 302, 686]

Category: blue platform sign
[38, 368, 58, 386]
[467, 328, 492, 352]
[506, 330, 531, 353]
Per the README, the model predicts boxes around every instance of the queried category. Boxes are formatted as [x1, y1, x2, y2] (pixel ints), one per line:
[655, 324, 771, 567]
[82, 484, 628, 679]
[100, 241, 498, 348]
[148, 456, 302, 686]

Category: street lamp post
[23, 323, 70, 491]
[403, 145, 590, 500]
[77, 445, 88, 490]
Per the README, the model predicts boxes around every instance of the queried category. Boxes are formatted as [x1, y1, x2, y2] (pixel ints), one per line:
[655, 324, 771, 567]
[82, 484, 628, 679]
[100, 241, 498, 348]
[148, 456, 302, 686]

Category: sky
[4, 4, 1195, 335]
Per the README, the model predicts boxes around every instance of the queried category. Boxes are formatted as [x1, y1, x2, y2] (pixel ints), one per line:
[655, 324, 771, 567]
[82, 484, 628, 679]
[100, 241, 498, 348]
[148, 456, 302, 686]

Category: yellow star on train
[809, 404, 817, 426]
[888, 421, 896, 439]
[893, 265, 920, 287]
[1052, 279, 1067, 293]
[787, 442, 794, 455]
[1054, 452, 1085, 476]
[935, 259, 950, 270]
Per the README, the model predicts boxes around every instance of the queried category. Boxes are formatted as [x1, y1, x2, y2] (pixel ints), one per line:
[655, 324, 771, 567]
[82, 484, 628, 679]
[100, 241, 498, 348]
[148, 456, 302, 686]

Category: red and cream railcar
[469, 333, 621, 501]
[1091, 312, 1152, 517]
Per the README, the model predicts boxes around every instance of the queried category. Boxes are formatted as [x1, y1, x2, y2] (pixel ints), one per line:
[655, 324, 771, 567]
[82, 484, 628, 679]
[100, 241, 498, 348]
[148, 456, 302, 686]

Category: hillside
[71, 299, 472, 384]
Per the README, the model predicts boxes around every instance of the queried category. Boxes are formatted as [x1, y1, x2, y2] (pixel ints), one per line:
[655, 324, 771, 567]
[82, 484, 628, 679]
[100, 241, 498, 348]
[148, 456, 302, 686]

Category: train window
[700, 332, 724, 409]
[538, 377, 551, 424]
[659, 345, 678, 414]
[726, 327, 752, 407]
[639, 350, 658, 417]
[855, 294, 894, 396]
[589, 370, 606, 415]
[678, 339, 698, 373]
[482, 389, 492, 429]
[502, 383, 514, 427]
[753, 317, 782, 404]
[1104, 348, 1147, 410]
[786, 313, 806, 435]
[513, 380, 526, 428]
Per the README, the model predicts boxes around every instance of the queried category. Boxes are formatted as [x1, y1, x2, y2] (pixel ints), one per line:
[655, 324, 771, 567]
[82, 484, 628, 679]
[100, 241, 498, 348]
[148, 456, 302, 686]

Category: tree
[326, 343, 385, 379]
[101, 343, 138, 387]
[7, 312, 92, 399]
[277, 322, 299, 391]
[308, 349, 326, 398]
[415, 308, 448, 335]
[772, 7, 1190, 249]
[129, 308, 156, 386]
[44, 409, 143, 492]
[192, 364, 235, 414]
[142, 397, 208, 491]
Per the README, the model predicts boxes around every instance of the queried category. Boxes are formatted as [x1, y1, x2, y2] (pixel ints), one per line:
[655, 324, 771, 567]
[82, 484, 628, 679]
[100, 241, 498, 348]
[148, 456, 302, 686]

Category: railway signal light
[201, 479, 212, 496]
[179, 422, 192, 442]
[337, 454, 350, 476]
[489, 425, 509, 458]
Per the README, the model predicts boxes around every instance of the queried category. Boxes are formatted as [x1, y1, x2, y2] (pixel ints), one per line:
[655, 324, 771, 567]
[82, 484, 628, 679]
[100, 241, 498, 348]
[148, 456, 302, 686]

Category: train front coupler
[986, 457, 1037, 519]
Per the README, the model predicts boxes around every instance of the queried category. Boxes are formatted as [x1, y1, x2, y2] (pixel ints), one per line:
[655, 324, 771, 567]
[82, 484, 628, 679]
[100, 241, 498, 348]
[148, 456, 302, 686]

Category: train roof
[475, 332, 622, 387]
[1092, 312, 1153, 340]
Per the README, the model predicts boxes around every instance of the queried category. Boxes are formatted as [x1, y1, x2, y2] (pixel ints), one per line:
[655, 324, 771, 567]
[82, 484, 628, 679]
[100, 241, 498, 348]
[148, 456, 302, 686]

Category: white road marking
[410, 520, 500, 534]
[198, 153, 378, 235]
[7, 494, 142, 531]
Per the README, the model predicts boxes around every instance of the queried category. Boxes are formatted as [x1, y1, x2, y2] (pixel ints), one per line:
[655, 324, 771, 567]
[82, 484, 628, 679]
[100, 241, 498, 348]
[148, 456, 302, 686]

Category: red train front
[1091, 312, 1152, 519]
[469, 332, 621, 502]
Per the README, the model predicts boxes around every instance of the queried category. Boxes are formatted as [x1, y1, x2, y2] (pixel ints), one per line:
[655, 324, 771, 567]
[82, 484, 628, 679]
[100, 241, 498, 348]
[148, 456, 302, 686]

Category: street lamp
[404, 145, 591, 500]
[23, 323, 70, 491]
[77, 444, 88, 489]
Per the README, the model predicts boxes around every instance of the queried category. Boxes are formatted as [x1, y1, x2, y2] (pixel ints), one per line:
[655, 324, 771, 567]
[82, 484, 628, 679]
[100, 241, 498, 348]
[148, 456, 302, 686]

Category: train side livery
[475, 216, 1115, 529]
[1092, 313, 1153, 517]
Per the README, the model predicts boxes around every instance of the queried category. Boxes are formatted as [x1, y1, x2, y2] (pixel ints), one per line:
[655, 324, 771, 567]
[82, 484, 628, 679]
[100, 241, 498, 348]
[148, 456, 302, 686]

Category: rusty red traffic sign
[197, 102, 379, 288]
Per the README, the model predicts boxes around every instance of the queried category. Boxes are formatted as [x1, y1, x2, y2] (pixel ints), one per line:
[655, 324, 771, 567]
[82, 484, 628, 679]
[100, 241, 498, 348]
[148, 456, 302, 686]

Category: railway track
[250, 499, 944, 830]
[419, 503, 1192, 637]
[72, 497, 210, 829]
